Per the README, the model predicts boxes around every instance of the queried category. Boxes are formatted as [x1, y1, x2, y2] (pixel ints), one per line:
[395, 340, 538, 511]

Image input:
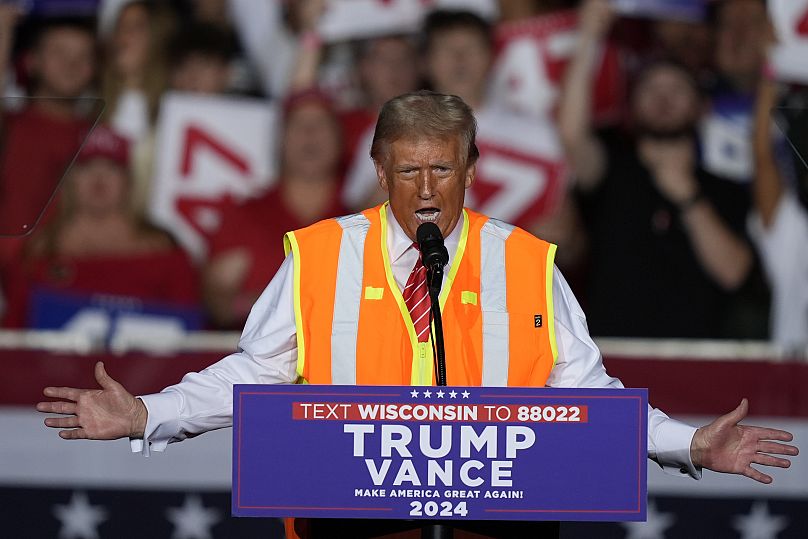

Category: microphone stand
[428, 262, 447, 388]
[423, 262, 450, 539]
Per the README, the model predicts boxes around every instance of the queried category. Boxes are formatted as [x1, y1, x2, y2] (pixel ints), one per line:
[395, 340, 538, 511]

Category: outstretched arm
[37, 361, 147, 440]
[691, 399, 798, 484]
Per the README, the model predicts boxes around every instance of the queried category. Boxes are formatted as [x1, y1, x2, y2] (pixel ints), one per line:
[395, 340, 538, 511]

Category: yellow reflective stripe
[438, 209, 469, 310]
[364, 286, 384, 300]
[283, 233, 292, 257]
[284, 231, 306, 380]
[380, 205, 469, 385]
[461, 291, 477, 305]
[378, 204, 420, 384]
[413, 342, 432, 386]
[546, 243, 558, 365]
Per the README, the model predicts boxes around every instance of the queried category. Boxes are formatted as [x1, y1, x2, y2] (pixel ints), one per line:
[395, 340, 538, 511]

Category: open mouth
[415, 208, 440, 223]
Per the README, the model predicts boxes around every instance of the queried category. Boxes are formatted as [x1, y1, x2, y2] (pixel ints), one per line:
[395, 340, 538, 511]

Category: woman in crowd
[204, 89, 346, 328]
[100, 0, 175, 213]
[2, 125, 199, 331]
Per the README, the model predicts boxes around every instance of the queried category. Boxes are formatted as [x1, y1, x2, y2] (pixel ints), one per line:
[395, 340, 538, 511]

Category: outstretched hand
[691, 399, 798, 484]
[36, 361, 147, 440]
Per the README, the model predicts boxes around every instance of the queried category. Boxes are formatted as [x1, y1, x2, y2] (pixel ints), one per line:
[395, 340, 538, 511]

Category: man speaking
[38, 92, 797, 523]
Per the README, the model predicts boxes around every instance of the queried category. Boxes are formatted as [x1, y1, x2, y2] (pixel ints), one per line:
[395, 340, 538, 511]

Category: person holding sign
[37, 92, 797, 531]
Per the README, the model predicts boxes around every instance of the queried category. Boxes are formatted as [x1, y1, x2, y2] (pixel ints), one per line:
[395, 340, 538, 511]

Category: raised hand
[690, 399, 799, 484]
[579, 0, 615, 40]
[638, 136, 700, 206]
[37, 361, 148, 440]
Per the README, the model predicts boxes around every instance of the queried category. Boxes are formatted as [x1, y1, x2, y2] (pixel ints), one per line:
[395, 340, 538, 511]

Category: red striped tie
[403, 243, 431, 342]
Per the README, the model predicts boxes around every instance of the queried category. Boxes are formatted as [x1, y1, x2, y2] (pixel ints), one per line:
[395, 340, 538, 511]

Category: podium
[232, 385, 647, 538]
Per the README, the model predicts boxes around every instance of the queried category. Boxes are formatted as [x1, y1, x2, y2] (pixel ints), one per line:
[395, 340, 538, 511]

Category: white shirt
[749, 193, 808, 351]
[133, 207, 700, 479]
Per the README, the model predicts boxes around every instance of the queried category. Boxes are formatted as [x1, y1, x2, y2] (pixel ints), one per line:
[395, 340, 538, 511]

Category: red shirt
[2, 249, 200, 328]
[208, 186, 346, 294]
[0, 107, 91, 266]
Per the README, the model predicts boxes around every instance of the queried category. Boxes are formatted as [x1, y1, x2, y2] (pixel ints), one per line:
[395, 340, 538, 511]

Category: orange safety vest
[282, 203, 558, 388]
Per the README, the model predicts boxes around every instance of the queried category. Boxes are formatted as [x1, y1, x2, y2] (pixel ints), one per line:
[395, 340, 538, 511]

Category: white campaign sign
[770, 0, 808, 84]
[488, 11, 622, 123]
[149, 92, 277, 260]
[318, 0, 497, 42]
[488, 12, 578, 118]
[467, 107, 566, 228]
[699, 106, 754, 183]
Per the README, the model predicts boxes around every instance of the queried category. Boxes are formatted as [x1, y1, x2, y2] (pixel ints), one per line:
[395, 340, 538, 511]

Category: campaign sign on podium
[232, 385, 647, 522]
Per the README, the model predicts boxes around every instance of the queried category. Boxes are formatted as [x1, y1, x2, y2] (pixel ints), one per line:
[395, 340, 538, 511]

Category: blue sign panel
[232, 385, 647, 522]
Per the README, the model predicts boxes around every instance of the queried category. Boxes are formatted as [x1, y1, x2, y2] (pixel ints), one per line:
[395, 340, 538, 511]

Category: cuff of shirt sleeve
[654, 419, 702, 480]
[129, 392, 182, 456]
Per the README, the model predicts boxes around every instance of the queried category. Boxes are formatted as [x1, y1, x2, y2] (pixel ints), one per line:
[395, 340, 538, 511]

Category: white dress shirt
[133, 207, 700, 479]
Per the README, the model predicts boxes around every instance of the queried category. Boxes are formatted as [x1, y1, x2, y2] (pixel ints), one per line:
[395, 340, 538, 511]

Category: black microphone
[416, 222, 449, 271]
[416, 222, 449, 388]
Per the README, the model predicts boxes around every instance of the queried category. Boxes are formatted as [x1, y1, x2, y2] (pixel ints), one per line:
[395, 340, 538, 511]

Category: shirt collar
[385, 204, 463, 265]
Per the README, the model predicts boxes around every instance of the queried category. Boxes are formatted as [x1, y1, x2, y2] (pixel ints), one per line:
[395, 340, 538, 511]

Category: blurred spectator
[100, 0, 175, 214]
[422, 9, 493, 111]
[559, 0, 755, 338]
[168, 21, 237, 95]
[2, 125, 200, 334]
[101, 0, 175, 142]
[282, 0, 419, 167]
[711, 0, 770, 94]
[650, 18, 713, 79]
[750, 79, 808, 351]
[339, 36, 420, 164]
[699, 0, 772, 183]
[228, 0, 314, 99]
[0, 14, 97, 265]
[204, 89, 345, 328]
[173, 0, 261, 96]
[421, 8, 586, 270]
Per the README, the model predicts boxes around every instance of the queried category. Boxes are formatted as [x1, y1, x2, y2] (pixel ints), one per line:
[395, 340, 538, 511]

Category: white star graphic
[53, 491, 108, 539]
[410, 389, 419, 398]
[166, 494, 221, 539]
[423, 390, 432, 398]
[621, 500, 675, 539]
[461, 390, 470, 399]
[732, 501, 789, 539]
[449, 391, 457, 398]
[436, 390, 445, 398]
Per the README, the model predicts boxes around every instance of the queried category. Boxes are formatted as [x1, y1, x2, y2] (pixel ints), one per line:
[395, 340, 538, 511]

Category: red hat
[77, 125, 130, 167]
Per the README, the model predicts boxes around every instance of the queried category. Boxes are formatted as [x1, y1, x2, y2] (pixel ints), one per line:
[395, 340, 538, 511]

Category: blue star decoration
[449, 390, 458, 398]
[436, 390, 445, 398]
[461, 391, 470, 399]
[423, 390, 432, 398]
[410, 390, 419, 398]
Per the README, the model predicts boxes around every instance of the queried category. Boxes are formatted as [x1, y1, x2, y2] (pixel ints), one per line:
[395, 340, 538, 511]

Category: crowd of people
[0, 0, 805, 351]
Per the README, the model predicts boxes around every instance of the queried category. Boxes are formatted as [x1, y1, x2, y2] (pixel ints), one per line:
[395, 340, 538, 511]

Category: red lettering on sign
[175, 194, 235, 241]
[470, 142, 565, 229]
[180, 124, 250, 177]
[797, 6, 808, 36]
